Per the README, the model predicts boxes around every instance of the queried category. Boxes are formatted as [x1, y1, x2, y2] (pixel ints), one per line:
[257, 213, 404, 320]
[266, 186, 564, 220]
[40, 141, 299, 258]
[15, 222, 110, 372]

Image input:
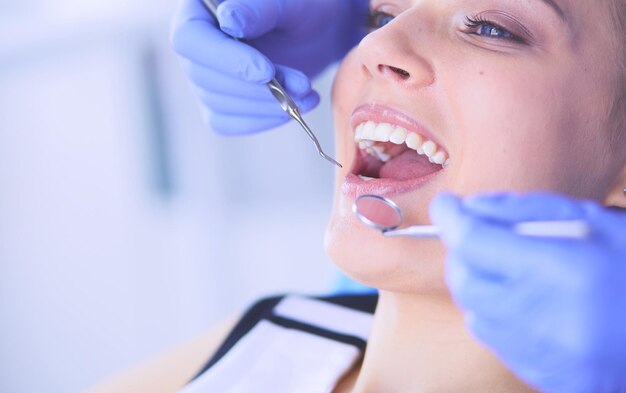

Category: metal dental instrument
[353, 194, 591, 240]
[200, 0, 342, 168]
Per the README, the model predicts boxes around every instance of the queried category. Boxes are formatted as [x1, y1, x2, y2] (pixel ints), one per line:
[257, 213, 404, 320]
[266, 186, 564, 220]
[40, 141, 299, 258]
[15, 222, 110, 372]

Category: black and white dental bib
[179, 293, 377, 393]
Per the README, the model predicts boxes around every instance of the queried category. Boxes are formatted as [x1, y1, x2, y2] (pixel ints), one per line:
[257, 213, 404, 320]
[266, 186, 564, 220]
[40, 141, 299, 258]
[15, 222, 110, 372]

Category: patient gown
[179, 293, 377, 393]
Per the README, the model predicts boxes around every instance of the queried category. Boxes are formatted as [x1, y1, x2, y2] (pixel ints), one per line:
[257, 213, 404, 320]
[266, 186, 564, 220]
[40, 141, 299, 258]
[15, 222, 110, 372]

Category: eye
[366, 11, 395, 31]
[464, 16, 525, 44]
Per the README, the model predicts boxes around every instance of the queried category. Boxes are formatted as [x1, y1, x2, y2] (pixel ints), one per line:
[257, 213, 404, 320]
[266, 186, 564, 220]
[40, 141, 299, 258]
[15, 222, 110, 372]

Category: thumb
[217, 0, 304, 38]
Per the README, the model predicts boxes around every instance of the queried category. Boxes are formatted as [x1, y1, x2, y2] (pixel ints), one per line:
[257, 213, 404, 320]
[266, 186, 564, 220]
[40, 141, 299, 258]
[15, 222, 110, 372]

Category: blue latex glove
[430, 192, 626, 393]
[170, 0, 367, 134]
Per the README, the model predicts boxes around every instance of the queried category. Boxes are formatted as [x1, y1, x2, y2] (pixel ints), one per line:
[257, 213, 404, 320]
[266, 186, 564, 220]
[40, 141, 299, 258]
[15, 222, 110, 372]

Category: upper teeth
[355, 121, 449, 167]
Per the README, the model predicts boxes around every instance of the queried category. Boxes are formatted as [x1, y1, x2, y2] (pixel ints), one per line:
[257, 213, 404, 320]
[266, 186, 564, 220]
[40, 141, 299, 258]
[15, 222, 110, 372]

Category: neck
[351, 291, 535, 392]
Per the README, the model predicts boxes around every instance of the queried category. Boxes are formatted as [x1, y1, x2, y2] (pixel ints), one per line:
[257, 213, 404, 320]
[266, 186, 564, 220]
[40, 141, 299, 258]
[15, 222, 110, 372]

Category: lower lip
[342, 171, 442, 199]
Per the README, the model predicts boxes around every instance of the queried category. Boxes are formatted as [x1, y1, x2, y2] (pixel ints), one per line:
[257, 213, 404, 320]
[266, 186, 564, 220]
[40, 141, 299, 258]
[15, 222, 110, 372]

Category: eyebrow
[538, 0, 567, 22]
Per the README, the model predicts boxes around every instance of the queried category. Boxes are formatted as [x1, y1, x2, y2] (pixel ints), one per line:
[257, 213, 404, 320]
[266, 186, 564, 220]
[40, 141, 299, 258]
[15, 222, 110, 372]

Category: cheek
[442, 64, 606, 197]
[330, 50, 362, 199]
[331, 49, 361, 136]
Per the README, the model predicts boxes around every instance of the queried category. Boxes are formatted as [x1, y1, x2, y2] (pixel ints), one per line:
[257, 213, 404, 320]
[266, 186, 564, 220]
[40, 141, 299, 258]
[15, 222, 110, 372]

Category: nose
[357, 16, 435, 88]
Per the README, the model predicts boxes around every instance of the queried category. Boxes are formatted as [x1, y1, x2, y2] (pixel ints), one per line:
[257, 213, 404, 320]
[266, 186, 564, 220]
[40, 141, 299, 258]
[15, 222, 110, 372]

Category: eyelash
[464, 15, 525, 44]
[366, 11, 526, 45]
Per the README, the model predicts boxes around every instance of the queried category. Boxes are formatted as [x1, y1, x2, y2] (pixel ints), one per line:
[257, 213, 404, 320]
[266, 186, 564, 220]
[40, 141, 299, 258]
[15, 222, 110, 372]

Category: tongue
[379, 150, 441, 180]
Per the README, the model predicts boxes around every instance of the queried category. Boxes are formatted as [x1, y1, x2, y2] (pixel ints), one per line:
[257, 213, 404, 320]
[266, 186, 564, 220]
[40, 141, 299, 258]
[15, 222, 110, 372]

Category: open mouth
[351, 120, 449, 182]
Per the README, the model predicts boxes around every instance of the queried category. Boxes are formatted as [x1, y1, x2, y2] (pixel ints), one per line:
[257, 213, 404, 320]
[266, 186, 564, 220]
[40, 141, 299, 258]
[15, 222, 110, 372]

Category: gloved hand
[430, 192, 626, 393]
[170, 0, 368, 134]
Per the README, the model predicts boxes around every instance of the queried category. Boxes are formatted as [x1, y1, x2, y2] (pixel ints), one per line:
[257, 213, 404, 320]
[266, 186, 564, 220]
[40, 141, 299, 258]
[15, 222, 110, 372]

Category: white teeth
[366, 146, 390, 162]
[354, 121, 449, 167]
[421, 141, 437, 158]
[405, 133, 423, 150]
[363, 121, 377, 140]
[374, 123, 393, 142]
[372, 145, 391, 162]
[358, 175, 376, 181]
[354, 123, 366, 142]
[389, 127, 408, 144]
[355, 122, 398, 144]
[359, 140, 374, 149]
[430, 151, 446, 165]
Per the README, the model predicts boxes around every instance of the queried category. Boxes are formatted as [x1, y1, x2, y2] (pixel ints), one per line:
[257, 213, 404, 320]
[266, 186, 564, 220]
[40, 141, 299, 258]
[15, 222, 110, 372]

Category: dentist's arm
[170, 0, 368, 135]
[431, 192, 626, 393]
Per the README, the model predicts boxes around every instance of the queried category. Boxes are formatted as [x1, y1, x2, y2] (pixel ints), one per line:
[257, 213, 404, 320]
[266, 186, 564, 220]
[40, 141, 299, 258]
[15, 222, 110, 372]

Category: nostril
[389, 66, 410, 78]
[379, 64, 411, 80]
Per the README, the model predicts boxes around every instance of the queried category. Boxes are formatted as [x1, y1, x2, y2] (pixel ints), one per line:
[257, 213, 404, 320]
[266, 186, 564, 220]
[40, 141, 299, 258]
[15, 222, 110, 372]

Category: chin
[325, 220, 448, 294]
[324, 183, 449, 294]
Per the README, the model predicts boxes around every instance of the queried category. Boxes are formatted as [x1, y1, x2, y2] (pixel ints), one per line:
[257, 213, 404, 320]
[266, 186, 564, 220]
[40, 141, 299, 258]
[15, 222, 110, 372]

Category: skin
[86, 316, 239, 393]
[326, 0, 626, 391]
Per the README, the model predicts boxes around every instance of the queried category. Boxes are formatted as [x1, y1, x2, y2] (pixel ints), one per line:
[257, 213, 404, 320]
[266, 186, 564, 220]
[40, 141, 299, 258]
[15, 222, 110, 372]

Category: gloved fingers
[274, 65, 313, 97]
[462, 192, 587, 223]
[465, 311, 508, 348]
[183, 61, 313, 100]
[430, 192, 464, 232]
[184, 62, 272, 100]
[208, 112, 290, 135]
[585, 203, 626, 244]
[431, 193, 517, 277]
[171, 5, 275, 83]
[466, 310, 565, 383]
[197, 89, 320, 117]
[447, 252, 548, 324]
[464, 313, 529, 369]
[467, 314, 576, 393]
[217, 0, 305, 39]
[446, 252, 511, 314]
[432, 192, 587, 280]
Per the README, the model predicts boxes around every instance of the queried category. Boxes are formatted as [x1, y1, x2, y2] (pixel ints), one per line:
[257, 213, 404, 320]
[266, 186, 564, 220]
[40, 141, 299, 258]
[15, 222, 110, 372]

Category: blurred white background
[0, 1, 356, 392]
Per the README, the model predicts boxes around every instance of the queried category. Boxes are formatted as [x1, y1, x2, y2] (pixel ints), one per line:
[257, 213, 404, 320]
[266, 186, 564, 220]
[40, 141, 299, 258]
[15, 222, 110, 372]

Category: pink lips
[343, 103, 446, 198]
[342, 172, 442, 198]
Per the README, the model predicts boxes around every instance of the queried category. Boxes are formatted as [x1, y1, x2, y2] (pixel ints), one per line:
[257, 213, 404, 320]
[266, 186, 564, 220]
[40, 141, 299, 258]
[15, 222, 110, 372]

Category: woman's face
[326, 0, 625, 293]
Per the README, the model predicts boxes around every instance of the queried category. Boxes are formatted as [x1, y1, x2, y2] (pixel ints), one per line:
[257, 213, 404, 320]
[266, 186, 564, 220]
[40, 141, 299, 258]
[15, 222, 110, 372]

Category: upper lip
[350, 103, 446, 153]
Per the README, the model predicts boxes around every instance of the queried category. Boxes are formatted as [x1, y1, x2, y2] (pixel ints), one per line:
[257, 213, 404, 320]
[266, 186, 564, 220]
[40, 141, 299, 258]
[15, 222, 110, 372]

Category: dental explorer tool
[353, 194, 591, 240]
[200, 0, 343, 168]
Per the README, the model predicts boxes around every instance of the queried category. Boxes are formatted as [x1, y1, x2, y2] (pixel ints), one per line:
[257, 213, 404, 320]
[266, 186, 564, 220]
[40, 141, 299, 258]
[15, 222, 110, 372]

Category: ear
[605, 163, 626, 208]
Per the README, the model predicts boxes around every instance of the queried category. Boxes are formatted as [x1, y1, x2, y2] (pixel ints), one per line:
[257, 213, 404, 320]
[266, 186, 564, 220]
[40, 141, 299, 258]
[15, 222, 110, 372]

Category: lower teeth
[358, 175, 376, 181]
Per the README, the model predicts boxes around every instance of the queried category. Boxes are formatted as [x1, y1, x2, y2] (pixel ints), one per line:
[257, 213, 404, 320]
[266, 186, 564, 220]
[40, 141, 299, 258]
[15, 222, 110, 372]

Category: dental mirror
[353, 194, 590, 240]
[352, 194, 404, 232]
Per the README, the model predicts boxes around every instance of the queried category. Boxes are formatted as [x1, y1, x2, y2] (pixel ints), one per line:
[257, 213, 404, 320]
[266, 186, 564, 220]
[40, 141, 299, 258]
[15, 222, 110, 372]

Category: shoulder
[86, 314, 240, 393]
